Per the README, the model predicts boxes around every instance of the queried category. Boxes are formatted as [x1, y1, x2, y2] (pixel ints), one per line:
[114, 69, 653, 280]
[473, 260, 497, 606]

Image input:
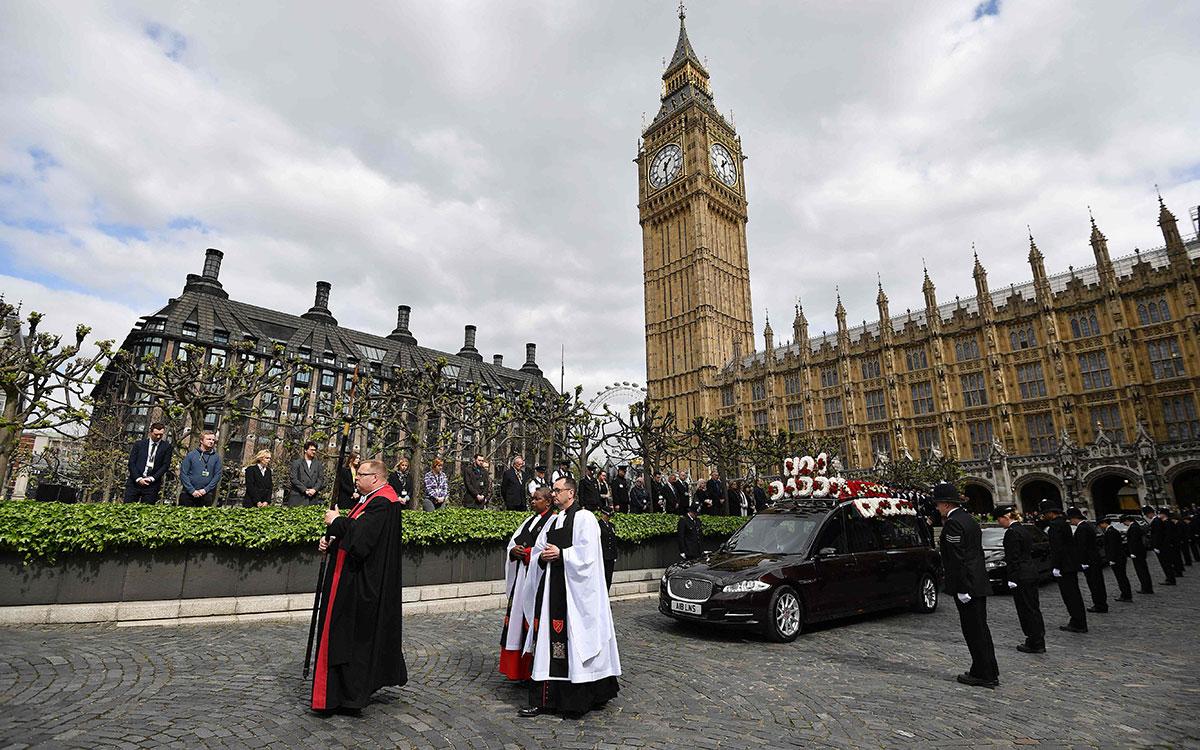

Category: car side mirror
[816, 547, 838, 558]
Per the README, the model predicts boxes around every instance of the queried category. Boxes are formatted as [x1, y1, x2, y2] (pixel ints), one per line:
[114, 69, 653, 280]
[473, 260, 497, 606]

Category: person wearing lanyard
[179, 430, 224, 507]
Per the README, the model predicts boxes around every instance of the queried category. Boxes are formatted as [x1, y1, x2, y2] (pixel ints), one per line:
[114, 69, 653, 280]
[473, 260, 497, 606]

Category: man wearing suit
[577, 464, 601, 511]
[1042, 499, 1088, 633]
[1149, 507, 1175, 585]
[934, 482, 998, 688]
[704, 470, 727, 516]
[1098, 516, 1133, 602]
[501, 455, 531, 511]
[124, 422, 173, 504]
[463, 453, 490, 508]
[677, 501, 703, 559]
[994, 505, 1044, 654]
[610, 466, 630, 514]
[1124, 511, 1154, 594]
[287, 441, 326, 506]
[1068, 507, 1108, 613]
[671, 473, 690, 515]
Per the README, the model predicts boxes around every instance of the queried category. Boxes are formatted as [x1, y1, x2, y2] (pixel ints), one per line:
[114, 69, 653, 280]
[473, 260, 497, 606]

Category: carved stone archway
[1013, 471, 1065, 513]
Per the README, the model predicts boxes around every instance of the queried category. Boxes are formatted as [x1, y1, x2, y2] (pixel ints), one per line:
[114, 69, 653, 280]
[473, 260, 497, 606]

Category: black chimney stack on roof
[183, 248, 229, 298]
[493, 354, 503, 367]
[457, 325, 483, 362]
[301, 281, 338, 325]
[387, 304, 417, 345]
[520, 342, 542, 376]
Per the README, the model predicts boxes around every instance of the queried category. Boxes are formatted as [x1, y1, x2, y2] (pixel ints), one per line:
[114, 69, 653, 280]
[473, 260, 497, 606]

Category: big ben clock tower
[637, 7, 754, 426]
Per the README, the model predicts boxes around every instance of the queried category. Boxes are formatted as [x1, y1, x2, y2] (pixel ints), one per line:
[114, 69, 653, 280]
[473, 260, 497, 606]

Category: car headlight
[723, 580, 770, 593]
[661, 572, 668, 585]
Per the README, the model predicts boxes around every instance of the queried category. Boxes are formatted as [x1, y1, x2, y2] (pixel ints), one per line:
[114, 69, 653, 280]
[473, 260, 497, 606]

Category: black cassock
[311, 483, 407, 711]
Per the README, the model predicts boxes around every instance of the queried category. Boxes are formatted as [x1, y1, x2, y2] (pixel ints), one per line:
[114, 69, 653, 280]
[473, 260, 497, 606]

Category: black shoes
[956, 673, 999, 688]
[517, 706, 546, 718]
[1162, 580, 1177, 586]
[1087, 606, 1109, 613]
[1017, 644, 1046, 654]
[1059, 624, 1088, 633]
[1116, 596, 1133, 602]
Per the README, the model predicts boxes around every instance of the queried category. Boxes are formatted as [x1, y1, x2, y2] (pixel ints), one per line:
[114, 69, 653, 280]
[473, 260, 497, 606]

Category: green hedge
[0, 501, 749, 563]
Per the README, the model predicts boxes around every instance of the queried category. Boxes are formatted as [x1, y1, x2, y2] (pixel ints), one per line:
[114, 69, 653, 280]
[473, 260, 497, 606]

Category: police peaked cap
[1039, 498, 1064, 513]
[931, 482, 963, 503]
[533, 465, 546, 473]
[1119, 513, 1137, 522]
[990, 505, 1017, 520]
[1066, 507, 1085, 519]
[1142, 505, 1156, 514]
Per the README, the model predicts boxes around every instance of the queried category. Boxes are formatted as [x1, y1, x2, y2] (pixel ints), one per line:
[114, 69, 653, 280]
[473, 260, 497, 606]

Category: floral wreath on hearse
[768, 454, 920, 518]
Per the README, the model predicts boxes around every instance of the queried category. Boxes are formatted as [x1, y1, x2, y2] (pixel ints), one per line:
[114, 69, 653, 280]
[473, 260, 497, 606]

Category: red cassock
[310, 483, 407, 711]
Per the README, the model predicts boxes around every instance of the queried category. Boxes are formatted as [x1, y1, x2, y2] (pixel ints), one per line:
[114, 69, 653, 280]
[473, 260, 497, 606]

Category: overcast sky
[2, 1, 1198, 404]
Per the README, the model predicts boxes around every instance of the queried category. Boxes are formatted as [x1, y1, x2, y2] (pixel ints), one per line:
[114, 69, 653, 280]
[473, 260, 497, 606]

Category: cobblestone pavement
[1, 566, 1198, 750]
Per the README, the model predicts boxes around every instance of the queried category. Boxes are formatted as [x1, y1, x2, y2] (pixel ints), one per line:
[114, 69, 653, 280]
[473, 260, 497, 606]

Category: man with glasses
[310, 460, 407, 714]
[519, 477, 621, 718]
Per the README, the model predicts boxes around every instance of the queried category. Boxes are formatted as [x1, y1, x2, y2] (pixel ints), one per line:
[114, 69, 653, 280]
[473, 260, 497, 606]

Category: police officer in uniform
[1068, 507, 1108, 613]
[934, 482, 999, 688]
[993, 505, 1045, 653]
[1150, 507, 1176, 585]
[677, 501, 703, 560]
[1098, 516, 1133, 602]
[1123, 512, 1153, 594]
[1042, 499, 1088, 633]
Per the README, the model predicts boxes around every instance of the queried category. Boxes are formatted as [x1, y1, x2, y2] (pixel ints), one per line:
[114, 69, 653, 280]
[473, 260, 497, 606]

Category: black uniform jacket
[677, 513, 703, 558]
[577, 475, 601, 510]
[611, 476, 630, 508]
[500, 467, 529, 509]
[1002, 523, 1039, 583]
[1046, 517, 1081, 572]
[1072, 520, 1103, 566]
[1126, 521, 1148, 558]
[939, 507, 989, 598]
[1149, 517, 1168, 552]
[598, 517, 618, 562]
[1103, 526, 1125, 565]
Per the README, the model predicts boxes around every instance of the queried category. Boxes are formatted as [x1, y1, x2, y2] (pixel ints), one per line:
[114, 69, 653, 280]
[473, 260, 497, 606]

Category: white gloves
[956, 593, 971, 604]
[1007, 581, 1018, 589]
[1081, 564, 1089, 570]
[1154, 549, 1160, 554]
[680, 553, 686, 558]
[1052, 568, 1062, 578]
[1130, 554, 1135, 559]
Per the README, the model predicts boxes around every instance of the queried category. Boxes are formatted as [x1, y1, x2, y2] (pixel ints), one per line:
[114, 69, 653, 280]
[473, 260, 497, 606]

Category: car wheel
[764, 586, 803, 643]
[912, 573, 938, 613]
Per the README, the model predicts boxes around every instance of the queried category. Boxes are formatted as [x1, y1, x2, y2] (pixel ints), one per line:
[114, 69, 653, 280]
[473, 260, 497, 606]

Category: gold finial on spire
[678, 1, 686, 20]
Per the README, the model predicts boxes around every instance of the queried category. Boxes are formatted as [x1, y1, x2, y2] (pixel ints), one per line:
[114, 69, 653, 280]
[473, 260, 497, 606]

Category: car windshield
[722, 512, 823, 555]
[981, 527, 1007, 548]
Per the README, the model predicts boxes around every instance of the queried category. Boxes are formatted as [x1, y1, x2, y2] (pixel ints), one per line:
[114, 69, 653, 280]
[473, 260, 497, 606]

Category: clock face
[709, 142, 738, 187]
[648, 143, 683, 189]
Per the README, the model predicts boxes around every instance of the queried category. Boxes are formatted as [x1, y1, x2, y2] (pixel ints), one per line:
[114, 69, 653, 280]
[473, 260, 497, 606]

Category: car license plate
[671, 601, 701, 615]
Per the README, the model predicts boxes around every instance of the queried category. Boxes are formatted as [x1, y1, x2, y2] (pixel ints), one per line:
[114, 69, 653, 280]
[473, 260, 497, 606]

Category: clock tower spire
[636, 9, 753, 426]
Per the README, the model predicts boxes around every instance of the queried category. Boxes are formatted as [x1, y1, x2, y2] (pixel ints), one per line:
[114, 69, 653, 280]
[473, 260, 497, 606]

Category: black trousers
[1011, 581, 1045, 649]
[1110, 560, 1133, 600]
[1057, 573, 1088, 630]
[603, 559, 615, 592]
[178, 491, 211, 508]
[954, 596, 998, 681]
[1155, 551, 1176, 584]
[1171, 548, 1186, 576]
[1083, 566, 1108, 611]
[123, 479, 162, 503]
[1131, 556, 1154, 593]
[1181, 540, 1193, 566]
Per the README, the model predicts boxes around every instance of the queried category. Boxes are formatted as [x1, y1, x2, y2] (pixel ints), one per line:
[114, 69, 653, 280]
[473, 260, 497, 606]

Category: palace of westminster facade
[637, 11, 1200, 515]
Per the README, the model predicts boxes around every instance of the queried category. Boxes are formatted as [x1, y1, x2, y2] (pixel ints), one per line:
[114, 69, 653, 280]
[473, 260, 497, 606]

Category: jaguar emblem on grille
[684, 580, 693, 590]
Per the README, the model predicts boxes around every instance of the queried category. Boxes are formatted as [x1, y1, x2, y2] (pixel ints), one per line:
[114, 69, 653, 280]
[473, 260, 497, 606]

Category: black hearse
[659, 499, 942, 642]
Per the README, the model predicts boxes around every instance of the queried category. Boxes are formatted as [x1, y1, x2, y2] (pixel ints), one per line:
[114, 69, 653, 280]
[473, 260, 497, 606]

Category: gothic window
[786, 404, 804, 433]
[960, 372, 988, 407]
[1077, 350, 1113, 390]
[1070, 309, 1100, 339]
[1136, 296, 1171, 325]
[752, 409, 768, 434]
[860, 357, 881, 380]
[910, 381, 934, 415]
[905, 347, 929, 371]
[1015, 362, 1047, 400]
[783, 372, 802, 395]
[823, 397, 844, 428]
[1162, 395, 1200, 440]
[1147, 337, 1184, 380]
[721, 385, 735, 407]
[750, 379, 767, 401]
[1089, 404, 1123, 440]
[916, 426, 940, 455]
[1025, 412, 1056, 454]
[968, 420, 994, 459]
[1008, 325, 1036, 350]
[869, 432, 892, 459]
[820, 366, 840, 388]
[864, 389, 887, 422]
[955, 337, 980, 362]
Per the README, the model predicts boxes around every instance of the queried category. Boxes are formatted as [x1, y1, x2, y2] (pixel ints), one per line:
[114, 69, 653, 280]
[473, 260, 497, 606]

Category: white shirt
[143, 441, 160, 476]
